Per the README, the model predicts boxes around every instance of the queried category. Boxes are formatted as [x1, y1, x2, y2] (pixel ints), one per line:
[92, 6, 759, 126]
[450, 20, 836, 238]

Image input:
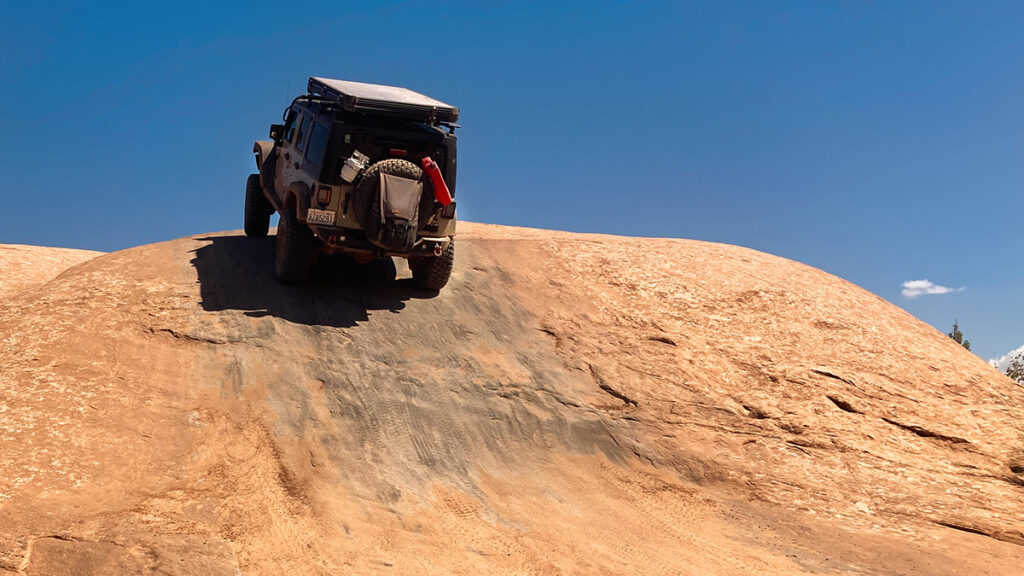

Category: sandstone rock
[1, 223, 1021, 574]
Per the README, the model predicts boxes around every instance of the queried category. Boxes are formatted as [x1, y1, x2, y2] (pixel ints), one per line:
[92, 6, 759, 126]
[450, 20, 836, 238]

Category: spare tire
[352, 158, 434, 232]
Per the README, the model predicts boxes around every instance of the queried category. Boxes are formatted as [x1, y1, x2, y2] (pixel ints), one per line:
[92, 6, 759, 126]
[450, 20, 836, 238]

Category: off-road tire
[244, 173, 273, 238]
[274, 207, 315, 283]
[353, 158, 432, 229]
[411, 240, 454, 291]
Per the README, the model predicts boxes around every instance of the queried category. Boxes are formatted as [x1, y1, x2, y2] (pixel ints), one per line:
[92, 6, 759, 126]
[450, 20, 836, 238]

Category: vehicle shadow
[190, 235, 433, 328]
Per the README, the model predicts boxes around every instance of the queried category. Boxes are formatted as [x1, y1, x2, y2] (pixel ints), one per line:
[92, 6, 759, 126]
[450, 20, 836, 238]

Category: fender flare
[252, 141, 275, 172]
[284, 181, 313, 221]
[253, 141, 282, 211]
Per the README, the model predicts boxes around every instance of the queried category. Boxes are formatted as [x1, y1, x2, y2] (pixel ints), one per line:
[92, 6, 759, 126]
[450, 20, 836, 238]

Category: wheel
[410, 240, 454, 291]
[244, 173, 273, 238]
[274, 207, 314, 283]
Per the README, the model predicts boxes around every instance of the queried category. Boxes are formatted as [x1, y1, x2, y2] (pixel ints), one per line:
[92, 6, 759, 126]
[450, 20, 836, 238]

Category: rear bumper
[311, 226, 451, 258]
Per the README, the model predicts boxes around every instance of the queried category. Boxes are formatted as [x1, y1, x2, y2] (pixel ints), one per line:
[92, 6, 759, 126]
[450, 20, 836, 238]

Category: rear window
[305, 122, 329, 166]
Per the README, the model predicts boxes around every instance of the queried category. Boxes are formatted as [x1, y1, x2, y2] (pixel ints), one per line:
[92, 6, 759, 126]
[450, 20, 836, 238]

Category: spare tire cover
[353, 158, 434, 231]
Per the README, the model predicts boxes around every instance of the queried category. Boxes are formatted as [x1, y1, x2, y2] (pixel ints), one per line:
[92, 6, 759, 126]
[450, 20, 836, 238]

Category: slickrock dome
[2, 223, 1021, 575]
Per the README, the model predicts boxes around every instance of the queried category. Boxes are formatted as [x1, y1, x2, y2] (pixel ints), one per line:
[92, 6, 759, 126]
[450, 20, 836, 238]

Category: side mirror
[269, 124, 285, 141]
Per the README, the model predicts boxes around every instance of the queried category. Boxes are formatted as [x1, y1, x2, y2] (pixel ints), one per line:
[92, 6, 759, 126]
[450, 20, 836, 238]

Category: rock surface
[0, 244, 102, 297]
[1, 222, 1022, 575]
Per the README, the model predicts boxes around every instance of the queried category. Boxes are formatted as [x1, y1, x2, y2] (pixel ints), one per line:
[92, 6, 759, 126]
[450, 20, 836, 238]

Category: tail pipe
[421, 156, 453, 206]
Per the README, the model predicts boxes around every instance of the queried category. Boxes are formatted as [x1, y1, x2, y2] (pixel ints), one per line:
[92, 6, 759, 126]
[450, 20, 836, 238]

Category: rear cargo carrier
[308, 76, 459, 124]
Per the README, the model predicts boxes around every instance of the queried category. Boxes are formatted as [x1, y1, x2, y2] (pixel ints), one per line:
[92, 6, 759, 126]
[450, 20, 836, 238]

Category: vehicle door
[277, 107, 312, 196]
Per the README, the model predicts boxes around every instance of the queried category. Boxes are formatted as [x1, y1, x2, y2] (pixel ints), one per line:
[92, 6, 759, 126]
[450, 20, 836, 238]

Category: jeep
[245, 76, 459, 290]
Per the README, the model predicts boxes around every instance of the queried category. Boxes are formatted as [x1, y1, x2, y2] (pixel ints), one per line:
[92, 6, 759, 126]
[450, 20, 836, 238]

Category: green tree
[1007, 353, 1024, 385]
[948, 320, 971, 351]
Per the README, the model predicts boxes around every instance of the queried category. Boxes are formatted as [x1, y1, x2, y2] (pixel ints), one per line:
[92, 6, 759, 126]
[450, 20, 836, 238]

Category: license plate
[306, 209, 335, 225]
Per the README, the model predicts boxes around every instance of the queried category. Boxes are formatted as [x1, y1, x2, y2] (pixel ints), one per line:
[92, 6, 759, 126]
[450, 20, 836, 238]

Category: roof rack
[307, 76, 459, 124]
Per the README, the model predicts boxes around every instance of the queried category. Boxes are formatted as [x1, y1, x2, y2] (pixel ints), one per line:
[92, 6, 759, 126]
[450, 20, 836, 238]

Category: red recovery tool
[421, 156, 453, 206]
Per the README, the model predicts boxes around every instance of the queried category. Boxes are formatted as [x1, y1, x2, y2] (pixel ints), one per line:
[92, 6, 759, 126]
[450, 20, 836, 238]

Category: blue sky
[1, 1, 1021, 361]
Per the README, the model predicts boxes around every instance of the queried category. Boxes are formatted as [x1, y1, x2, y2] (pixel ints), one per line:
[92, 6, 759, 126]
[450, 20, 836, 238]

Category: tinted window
[305, 122, 329, 166]
[295, 115, 310, 151]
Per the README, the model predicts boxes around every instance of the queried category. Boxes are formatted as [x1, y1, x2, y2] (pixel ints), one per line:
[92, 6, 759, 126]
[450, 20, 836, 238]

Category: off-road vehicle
[245, 76, 459, 290]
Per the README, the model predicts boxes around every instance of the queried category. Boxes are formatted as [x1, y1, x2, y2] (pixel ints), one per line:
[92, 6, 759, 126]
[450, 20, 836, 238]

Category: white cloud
[989, 344, 1024, 373]
[901, 279, 964, 299]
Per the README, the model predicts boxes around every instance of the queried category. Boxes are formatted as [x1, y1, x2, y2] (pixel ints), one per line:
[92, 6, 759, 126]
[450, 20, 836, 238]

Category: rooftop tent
[307, 77, 460, 124]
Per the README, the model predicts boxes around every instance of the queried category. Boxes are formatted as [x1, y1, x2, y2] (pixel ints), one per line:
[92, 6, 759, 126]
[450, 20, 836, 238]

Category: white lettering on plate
[306, 209, 335, 225]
